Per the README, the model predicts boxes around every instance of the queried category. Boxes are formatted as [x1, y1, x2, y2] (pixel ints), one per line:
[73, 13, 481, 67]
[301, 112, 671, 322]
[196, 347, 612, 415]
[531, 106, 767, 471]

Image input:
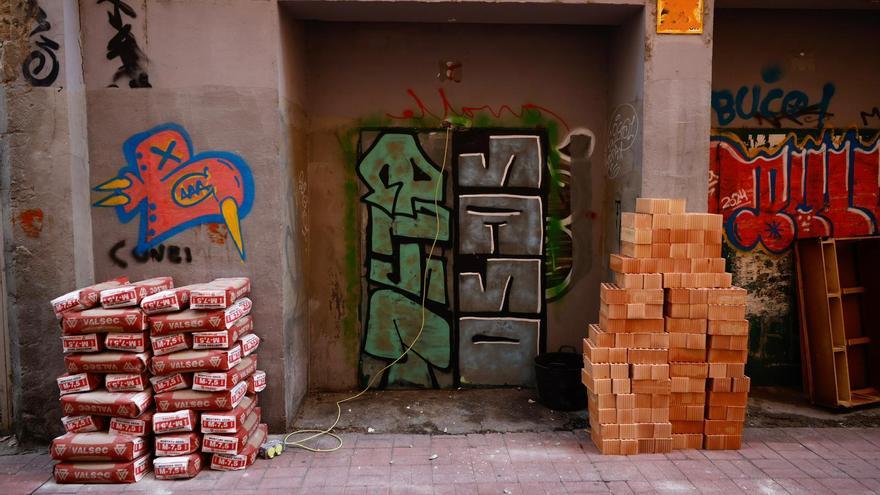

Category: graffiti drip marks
[709, 129, 880, 253]
[97, 0, 151, 88]
[712, 69, 835, 128]
[21, 0, 59, 87]
[93, 123, 254, 260]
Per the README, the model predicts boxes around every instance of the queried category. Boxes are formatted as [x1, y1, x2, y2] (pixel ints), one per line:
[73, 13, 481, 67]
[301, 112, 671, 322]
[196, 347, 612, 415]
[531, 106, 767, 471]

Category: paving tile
[595, 462, 647, 482]
[671, 460, 724, 481]
[750, 458, 809, 478]
[562, 481, 612, 493]
[730, 478, 789, 495]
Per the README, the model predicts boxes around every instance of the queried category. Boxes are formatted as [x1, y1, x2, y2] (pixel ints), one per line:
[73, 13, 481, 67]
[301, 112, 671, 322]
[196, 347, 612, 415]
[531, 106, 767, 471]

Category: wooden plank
[842, 287, 865, 295]
[848, 337, 871, 346]
[796, 239, 839, 407]
[794, 242, 813, 399]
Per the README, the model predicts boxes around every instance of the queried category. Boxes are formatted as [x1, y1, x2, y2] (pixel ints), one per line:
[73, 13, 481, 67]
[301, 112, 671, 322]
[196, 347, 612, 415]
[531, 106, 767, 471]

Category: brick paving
[2, 427, 880, 494]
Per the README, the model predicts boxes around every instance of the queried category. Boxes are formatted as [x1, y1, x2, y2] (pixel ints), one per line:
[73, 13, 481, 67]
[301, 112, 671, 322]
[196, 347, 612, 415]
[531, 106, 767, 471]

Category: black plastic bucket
[534, 345, 587, 411]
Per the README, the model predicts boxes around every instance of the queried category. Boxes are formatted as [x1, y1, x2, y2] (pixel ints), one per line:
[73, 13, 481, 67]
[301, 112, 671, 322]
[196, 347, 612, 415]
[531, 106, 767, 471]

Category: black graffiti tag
[109, 240, 192, 269]
[21, 1, 60, 87]
[98, 0, 151, 88]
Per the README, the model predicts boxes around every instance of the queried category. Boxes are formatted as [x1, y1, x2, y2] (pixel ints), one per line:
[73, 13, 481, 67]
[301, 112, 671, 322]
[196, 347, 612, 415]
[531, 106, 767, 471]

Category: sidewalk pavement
[2, 427, 880, 494]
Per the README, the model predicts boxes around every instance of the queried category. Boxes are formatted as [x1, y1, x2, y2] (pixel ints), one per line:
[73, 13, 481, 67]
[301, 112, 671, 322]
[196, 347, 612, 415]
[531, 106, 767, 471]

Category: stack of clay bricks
[585, 197, 751, 454]
[143, 277, 267, 479]
[50, 277, 174, 484]
[585, 276, 671, 455]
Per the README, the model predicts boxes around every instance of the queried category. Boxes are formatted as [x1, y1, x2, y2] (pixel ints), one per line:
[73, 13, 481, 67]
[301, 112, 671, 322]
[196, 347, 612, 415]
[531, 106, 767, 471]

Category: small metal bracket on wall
[437, 59, 462, 83]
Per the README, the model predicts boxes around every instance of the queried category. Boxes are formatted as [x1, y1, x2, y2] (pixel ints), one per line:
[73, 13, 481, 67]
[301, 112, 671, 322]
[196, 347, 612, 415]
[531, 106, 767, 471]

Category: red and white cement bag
[192, 315, 253, 350]
[54, 455, 150, 484]
[210, 423, 267, 471]
[140, 286, 191, 315]
[60, 389, 153, 418]
[153, 453, 202, 480]
[51, 432, 148, 461]
[61, 415, 106, 434]
[65, 351, 150, 374]
[51, 277, 129, 318]
[189, 278, 251, 309]
[248, 370, 267, 394]
[152, 409, 199, 434]
[202, 408, 261, 454]
[57, 373, 102, 396]
[201, 394, 256, 434]
[151, 345, 241, 375]
[239, 333, 260, 357]
[150, 333, 191, 356]
[109, 410, 154, 436]
[156, 380, 247, 412]
[105, 373, 149, 392]
[104, 332, 147, 353]
[149, 373, 192, 394]
[155, 432, 201, 457]
[61, 334, 103, 353]
[193, 355, 257, 392]
[149, 297, 252, 335]
[99, 277, 174, 309]
[62, 307, 147, 335]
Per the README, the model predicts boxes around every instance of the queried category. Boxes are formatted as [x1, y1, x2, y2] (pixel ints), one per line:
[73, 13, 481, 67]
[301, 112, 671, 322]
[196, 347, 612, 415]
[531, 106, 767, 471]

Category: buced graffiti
[711, 67, 835, 128]
[358, 130, 548, 388]
[98, 0, 151, 87]
[92, 123, 254, 260]
[21, 0, 59, 87]
[709, 129, 880, 253]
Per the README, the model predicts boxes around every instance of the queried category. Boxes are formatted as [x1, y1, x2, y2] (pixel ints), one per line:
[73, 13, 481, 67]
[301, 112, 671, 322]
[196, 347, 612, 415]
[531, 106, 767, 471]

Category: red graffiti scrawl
[709, 130, 880, 253]
[93, 124, 254, 259]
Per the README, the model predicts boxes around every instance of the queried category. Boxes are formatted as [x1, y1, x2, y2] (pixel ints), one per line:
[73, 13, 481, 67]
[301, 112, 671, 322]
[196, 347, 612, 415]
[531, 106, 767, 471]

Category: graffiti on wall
[93, 123, 255, 260]
[709, 129, 880, 253]
[383, 88, 593, 300]
[606, 103, 638, 179]
[109, 240, 193, 268]
[455, 131, 548, 386]
[711, 67, 835, 128]
[357, 133, 452, 387]
[97, 0, 151, 88]
[656, 0, 704, 35]
[357, 130, 549, 388]
[21, 0, 59, 87]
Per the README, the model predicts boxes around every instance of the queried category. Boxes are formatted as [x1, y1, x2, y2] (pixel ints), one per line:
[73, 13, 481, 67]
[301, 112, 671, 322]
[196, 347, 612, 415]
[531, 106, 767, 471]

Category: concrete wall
[1, 0, 93, 441]
[299, 21, 613, 390]
[1, 0, 309, 440]
[710, 9, 880, 384]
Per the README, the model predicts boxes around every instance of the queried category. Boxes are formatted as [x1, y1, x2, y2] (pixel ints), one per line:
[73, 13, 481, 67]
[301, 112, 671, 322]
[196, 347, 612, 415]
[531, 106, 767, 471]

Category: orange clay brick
[704, 420, 744, 436]
[620, 439, 639, 455]
[704, 243, 722, 257]
[707, 335, 749, 351]
[707, 391, 748, 407]
[704, 434, 742, 450]
[653, 229, 671, 244]
[600, 315, 665, 333]
[671, 377, 706, 393]
[672, 433, 703, 450]
[621, 227, 652, 245]
[671, 420, 704, 434]
[665, 303, 708, 319]
[706, 287, 747, 305]
[652, 214, 671, 230]
[630, 333, 669, 349]
[707, 320, 749, 336]
[669, 198, 687, 214]
[707, 304, 747, 321]
[621, 242, 652, 258]
[666, 288, 709, 305]
[610, 254, 641, 273]
[704, 229, 723, 244]
[636, 198, 672, 214]
[708, 349, 748, 363]
[589, 324, 613, 348]
[631, 379, 672, 395]
[584, 359, 611, 379]
[600, 284, 664, 305]
[665, 317, 707, 334]
[670, 392, 707, 405]
[610, 363, 629, 379]
[670, 405, 706, 421]
[669, 362, 708, 378]
[690, 258, 726, 273]
[621, 212, 653, 229]
[651, 243, 671, 258]
[708, 363, 746, 378]
[628, 348, 669, 364]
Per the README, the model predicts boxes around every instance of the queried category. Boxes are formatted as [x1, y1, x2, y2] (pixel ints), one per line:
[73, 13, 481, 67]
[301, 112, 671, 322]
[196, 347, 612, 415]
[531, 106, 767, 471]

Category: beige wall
[300, 21, 612, 390]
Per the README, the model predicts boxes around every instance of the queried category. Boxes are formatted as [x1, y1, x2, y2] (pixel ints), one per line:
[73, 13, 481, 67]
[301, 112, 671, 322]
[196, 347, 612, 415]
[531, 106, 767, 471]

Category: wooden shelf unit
[796, 236, 880, 408]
